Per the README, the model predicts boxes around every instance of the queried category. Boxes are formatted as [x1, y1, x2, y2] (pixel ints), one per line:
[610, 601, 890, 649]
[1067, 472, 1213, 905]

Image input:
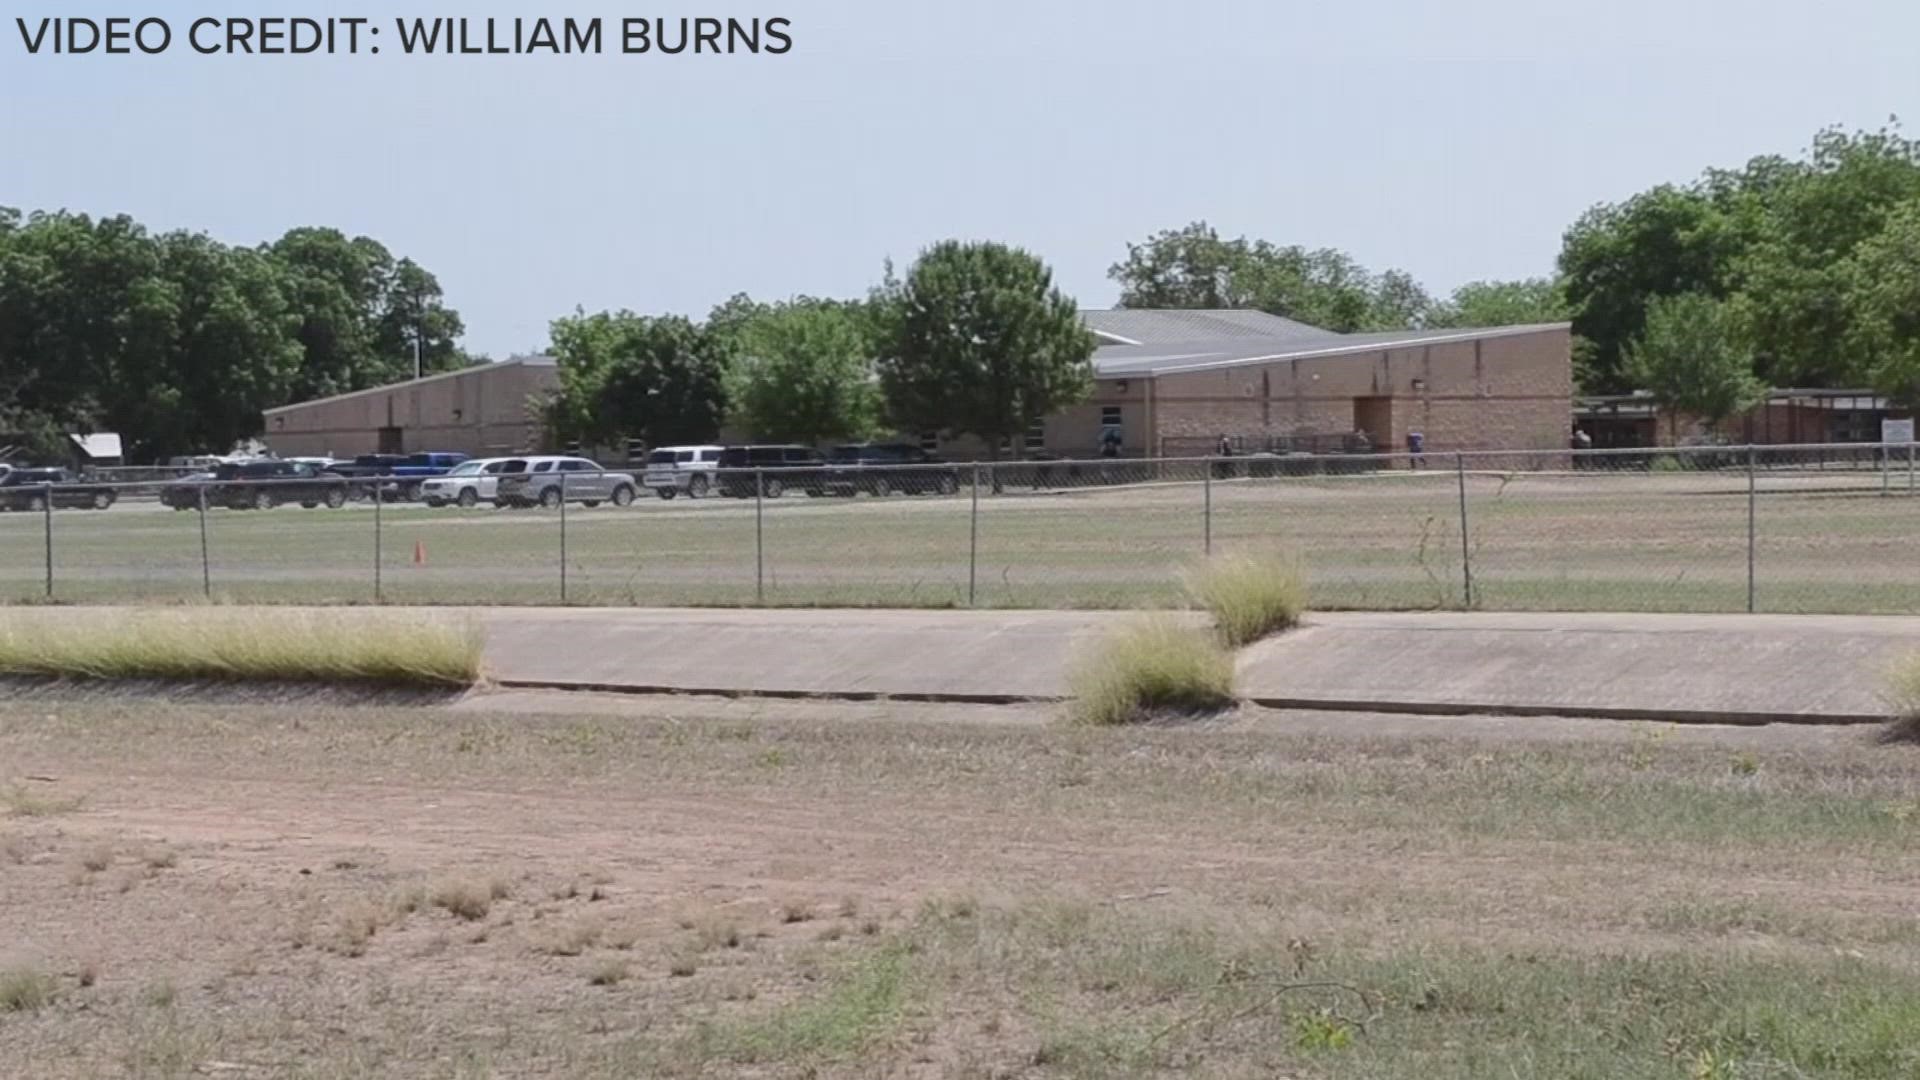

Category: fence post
[1909, 441, 1915, 496]
[41, 481, 53, 599]
[558, 472, 569, 604]
[372, 481, 383, 603]
[754, 468, 765, 605]
[197, 483, 211, 599]
[1883, 440, 1891, 497]
[968, 462, 980, 607]
[1455, 453, 1473, 610]
[1203, 458, 1213, 557]
[1747, 443, 1757, 614]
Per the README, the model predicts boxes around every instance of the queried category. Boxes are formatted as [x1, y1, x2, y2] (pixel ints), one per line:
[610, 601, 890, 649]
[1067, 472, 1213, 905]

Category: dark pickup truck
[0, 467, 119, 511]
[160, 460, 350, 511]
[330, 452, 470, 501]
[812, 443, 960, 497]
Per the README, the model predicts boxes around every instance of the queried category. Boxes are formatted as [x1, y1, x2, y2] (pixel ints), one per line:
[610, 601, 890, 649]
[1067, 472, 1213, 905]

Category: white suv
[642, 445, 723, 499]
[419, 458, 518, 508]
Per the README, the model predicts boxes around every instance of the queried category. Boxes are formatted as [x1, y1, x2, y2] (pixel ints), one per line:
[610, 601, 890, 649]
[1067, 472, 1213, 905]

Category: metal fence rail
[1, 442, 1915, 613]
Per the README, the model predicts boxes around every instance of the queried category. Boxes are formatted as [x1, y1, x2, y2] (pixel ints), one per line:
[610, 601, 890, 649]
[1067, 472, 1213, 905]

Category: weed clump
[1067, 617, 1236, 726]
[1183, 550, 1308, 647]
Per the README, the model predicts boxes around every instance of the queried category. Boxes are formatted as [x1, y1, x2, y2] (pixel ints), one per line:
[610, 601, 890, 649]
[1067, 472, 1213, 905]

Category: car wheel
[403, 482, 423, 502]
[325, 488, 347, 509]
[688, 474, 709, 498]
[457, 488, 479, 509]
[656, 489, 675, 500]
[611, 485, 635, 507]
[251, 489, 276, 511]
[764, 477, 785, 499]
[540, 486, 562, 510]
[91, 491, 114, 510]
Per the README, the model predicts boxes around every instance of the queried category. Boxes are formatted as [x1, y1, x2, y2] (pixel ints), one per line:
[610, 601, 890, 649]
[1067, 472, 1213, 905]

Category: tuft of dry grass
[532, 918, 602, 957]
[431, 877, 509, 922]
[79, 844, 114, 873]
[327, 902, 384, 958]
[0, 608, 483, 688]
[1882, 653, 1920, 743]
[2, 784, 85, 818]
[1183, 549, 1308, 646]
[1066, 616, 1236, 726]
[694, 915, 744, 952]
[588, 958, 629, 987]
[0, 968, 55, 1013]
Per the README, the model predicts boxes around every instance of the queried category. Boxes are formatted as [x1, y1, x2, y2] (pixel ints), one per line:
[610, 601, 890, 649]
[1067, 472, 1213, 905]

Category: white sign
[1883, 418, 1915, 445]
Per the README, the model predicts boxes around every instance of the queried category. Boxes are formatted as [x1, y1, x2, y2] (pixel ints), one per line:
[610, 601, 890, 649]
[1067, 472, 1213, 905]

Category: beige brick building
[256, 313, 1573, 464]
[938, 311, 1574, 460]
[260, 356, 557, 459]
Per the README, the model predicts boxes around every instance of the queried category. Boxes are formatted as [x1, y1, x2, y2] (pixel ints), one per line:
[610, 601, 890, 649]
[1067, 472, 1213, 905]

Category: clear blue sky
[3, 0, 1914, 357]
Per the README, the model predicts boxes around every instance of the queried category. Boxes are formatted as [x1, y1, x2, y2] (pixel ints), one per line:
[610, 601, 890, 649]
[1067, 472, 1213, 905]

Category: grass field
[3, 469, 1918, 613]
[2, 691, 1917, 1077]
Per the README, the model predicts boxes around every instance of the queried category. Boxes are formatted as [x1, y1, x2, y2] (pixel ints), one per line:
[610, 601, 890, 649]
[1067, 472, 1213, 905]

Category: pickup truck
[332, 452, 471, 501]
[812, 443, 960, 497]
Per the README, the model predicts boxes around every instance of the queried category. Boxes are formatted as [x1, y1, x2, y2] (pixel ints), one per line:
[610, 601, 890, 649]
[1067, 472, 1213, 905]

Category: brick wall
[1143, 327, 1572, 455]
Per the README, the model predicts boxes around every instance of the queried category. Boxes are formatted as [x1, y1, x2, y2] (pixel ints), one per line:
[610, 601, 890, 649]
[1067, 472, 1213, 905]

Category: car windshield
[212, 464, 244, 480]
[646, 450, 676, 465]
[445, 461, 483, 476]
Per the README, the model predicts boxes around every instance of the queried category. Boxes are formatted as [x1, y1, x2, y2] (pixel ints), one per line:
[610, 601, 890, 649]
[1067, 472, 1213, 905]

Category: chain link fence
[1, 443, 1916, 613]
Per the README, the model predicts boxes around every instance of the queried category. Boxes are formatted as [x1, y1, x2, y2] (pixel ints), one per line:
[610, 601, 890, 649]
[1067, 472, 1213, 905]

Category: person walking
[1406, 430, 1426, 470]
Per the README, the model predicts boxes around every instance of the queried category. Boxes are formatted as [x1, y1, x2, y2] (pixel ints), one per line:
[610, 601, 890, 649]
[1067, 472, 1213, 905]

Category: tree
[1109, 221, 1434, 332]
[879, 241, 1095, 456]
[723, 299, 881, 443]
[1623, 293, 1766, 440]
[1843, 198, 1920, 404]
[1429, 278, 1570, 328]
[544, 311, 729, 449]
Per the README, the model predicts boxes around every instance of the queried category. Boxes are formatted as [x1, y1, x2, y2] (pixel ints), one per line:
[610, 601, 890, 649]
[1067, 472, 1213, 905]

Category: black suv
[0, 467, 118, 511]
[715, 445, 827, 498]
[815, 443, 960, 497]
[161, 460, 350, 510]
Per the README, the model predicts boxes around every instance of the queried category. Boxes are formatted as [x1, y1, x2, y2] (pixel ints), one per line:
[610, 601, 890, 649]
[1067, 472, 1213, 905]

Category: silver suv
[642, 445, 723, 499]
[493, 456, 638, 509]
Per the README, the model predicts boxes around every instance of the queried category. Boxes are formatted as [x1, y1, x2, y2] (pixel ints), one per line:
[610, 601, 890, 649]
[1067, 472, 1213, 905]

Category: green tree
[1429, 278, 1570, 328]
[723, 299, 881, 443]
[879, 241, 1095, 456]
[1843, 198, 1920, 404]
[1623, 293, 1766, 440]
[544, 311, 729, 449]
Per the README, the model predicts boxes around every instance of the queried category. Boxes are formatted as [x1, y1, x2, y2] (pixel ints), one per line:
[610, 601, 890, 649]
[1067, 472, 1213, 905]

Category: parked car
[715, 445, 827, 498]
[418, 458, 520, 508]
[641, 445, 724, 500]
[160, 460, 350, 510]
[493, 457, 638, 509]
[381, 452, 472, 501]
[0, 466, 118, 511]
[814, 443, 959, 497]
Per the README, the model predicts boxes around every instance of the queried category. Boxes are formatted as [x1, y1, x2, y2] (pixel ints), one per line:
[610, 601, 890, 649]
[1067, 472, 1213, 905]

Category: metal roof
[264, 355, 557, 415]
[1091, 323, 1570, 378]
[1081, 309, 1335, 346]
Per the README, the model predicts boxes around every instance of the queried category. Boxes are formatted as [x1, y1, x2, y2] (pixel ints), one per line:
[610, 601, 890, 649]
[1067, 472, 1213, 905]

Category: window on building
[1101, 406, 1122, 428]
[1024, 418, 1047, 451]
[919, 431, 939, 452]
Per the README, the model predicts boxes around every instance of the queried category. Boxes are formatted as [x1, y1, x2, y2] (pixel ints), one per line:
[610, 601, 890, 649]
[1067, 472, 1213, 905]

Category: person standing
[1406, 430, 1426, 469]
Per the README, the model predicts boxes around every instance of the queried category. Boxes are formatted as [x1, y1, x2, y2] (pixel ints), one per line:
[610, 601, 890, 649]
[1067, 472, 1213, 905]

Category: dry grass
[531, 918, 602, 958]
[0, 608, 482, 688]
[431, 877, 509, 922]
[0, 968, 54, 1013]
[1183, 548, 1309, 646]
[1066, 616, 1236, 725]
[588, 958, 629, 987]
[1882, 652, 1920, 743]
[2, 784, 84, 818]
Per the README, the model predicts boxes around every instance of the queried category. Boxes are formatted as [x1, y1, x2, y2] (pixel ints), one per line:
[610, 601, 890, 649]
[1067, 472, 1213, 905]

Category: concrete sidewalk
[480, 607, 1916, 724]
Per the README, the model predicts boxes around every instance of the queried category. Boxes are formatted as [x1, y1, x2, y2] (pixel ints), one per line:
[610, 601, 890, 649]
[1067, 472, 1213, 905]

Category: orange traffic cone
[412, 540, 427, 567]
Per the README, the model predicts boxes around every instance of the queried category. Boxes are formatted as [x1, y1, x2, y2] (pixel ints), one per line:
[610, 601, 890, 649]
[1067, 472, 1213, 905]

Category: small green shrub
[1067, 617, 1236, 726]
[1183, 550, 1309, 646]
